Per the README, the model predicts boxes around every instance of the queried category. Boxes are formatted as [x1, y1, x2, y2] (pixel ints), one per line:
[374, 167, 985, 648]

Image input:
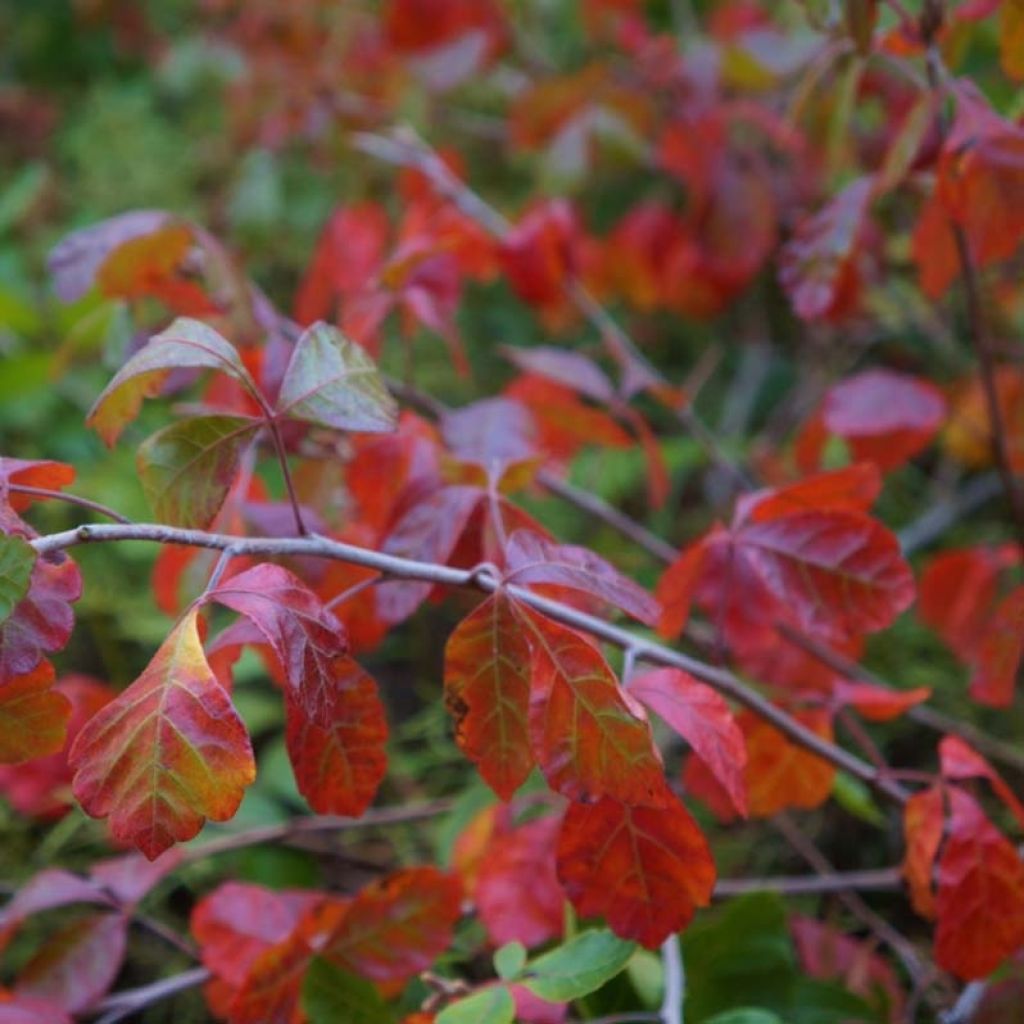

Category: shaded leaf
[324, 867, 463, 984]
[302, 959, 394, 1024]
[629, 668, 747, 817]
[969, 585, 1024, 707]
[0, 663, 70, 764]
[506, 530, 659, 626]
[1003, 0, 1024, 80]
[524, 928, 636, 1001]
[935, 789, 1024, 979]
[15, 912, 127, 1014]
[557, 790, 716, 947]
[137, 415, 261, 530]
[0, 536, 35, 628]
[70, 609, 256, 858]
[939, 735, 1024, 830]
[742, 710, 836, 818]
[275, 322, 397, 434]
[903, 784, 944, 919]
[444, 592, 533, 801]
[523, 607, 665, 806]
[87, 318, 258, 446]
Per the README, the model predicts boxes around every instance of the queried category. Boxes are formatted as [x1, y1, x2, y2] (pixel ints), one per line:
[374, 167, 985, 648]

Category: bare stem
[31, 521, 907, 806]
[7, 484, 133, 524]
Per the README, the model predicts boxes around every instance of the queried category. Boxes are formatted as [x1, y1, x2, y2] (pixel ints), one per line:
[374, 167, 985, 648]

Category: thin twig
[7, 484, 133, 524]
[30, 522, 908, 806]
[713, 866, 903, 897]
[897, 472, 1003, 554]
[91, 966, 211, 1024]
[659, 934, 684, 1024]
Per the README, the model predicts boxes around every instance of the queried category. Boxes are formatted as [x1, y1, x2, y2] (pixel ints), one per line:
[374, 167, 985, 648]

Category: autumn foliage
[3, 0, 1024, 1021]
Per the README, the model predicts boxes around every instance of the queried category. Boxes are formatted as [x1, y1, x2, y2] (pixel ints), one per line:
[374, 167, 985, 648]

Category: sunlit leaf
[69, 609, 256, 858]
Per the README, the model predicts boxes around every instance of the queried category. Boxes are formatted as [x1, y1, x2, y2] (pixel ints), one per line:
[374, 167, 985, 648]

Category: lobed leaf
[69, 609, 256, 858]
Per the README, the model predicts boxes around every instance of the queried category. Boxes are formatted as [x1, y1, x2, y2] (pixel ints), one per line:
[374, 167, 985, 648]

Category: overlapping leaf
[443, 592, 533, 800]
[69, 608, 256, 858]
[136, 415, 262, 529]
[522, 607, 665, 806]
[0, 536, 35, 626]
[629, 668, 747, 817]
[86, 317, 258, 446]
[557, 790, 716, 947]
[275, 321, 397, 434]
[0, 664, 71, 765]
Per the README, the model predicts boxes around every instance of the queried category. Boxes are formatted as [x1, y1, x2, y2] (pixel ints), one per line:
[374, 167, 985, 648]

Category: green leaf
[302, 957, 394, 1024]
[494, 941, 527, 981]
[275, 322, 397, 434]
[436, 986, 515, 1024]
[136, 414, 260, 529]
[87, 317, 259, 446]
[704, 1011, 785, 1024]
[0, 535, 35, 625]
[524, 928, 636, 1002]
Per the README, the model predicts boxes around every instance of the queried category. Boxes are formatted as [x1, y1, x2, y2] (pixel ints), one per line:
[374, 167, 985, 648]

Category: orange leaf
[0, 663, 70, 765]
[69, 609, 256, 858]
[903, 784, 944, 919]
[522, 607, 665, 806]
[1003, 0, 1024, 79]
[742, 709, 836, 817]
[444, 592, 533, 801]
[557, 790, 716, 948]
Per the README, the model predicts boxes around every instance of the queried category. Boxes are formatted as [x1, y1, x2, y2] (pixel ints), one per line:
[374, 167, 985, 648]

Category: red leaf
[737, 464, 882, 523]
[522, 607, 665, 806]
[192, 883, 321, 990]
[0, 551, 81, 682]
[778, 177, 874, 322]
[70, 608, 256, 858]
[0, 663, 70, 765]
[935, 789, 1024, 979]
[733, 510, 914, 643]
[969, 585, 1024, 707]
[0, 675, 113, 817]
[474, 815, 564, 948]
[208, 563, 348, 712]
[323, 867, 463, 983]
[0, 460, 76, 514]
[742, 709, 836, 817]
[939, 735, 1024, 831]
[15, 912, 127, 1014]
[499, 200, 579, 312]
[0, 993, 72, 1024]
[918, 546, 1011, 661]
[655, 538, 708, 640]
[629, 668, 747, 817]
[506, 529, 659, 626]
[226, 928, 314, 1024]
[819, 369, 947, 471]
[284, 657, 388, 816]
[832, 680, 931, 721]
[444, 592, 533, 801]
[903, 784, 944, 919]
[557, 790, 716, 947]
[502, 347, 615, 405]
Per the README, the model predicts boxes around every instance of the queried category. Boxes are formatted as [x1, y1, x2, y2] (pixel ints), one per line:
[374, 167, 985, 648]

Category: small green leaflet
[704, 1012, 785, 1024]
[302, 958, 394, 1024]
[523, 928, 636, 1002]
[436, 985, 515, 1024]
[0, 535, 35, 625]
[493, 940, 527, 981]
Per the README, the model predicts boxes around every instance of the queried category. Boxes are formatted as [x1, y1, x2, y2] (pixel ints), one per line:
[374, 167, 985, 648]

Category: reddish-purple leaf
[440, 397, 538, 472]
[0, 993, 73, 1024]
[15, 912, 127, 1014]
[629, 668, 747, 817]
[505, 529, 660, 626]
[502, 346, 616, 404]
